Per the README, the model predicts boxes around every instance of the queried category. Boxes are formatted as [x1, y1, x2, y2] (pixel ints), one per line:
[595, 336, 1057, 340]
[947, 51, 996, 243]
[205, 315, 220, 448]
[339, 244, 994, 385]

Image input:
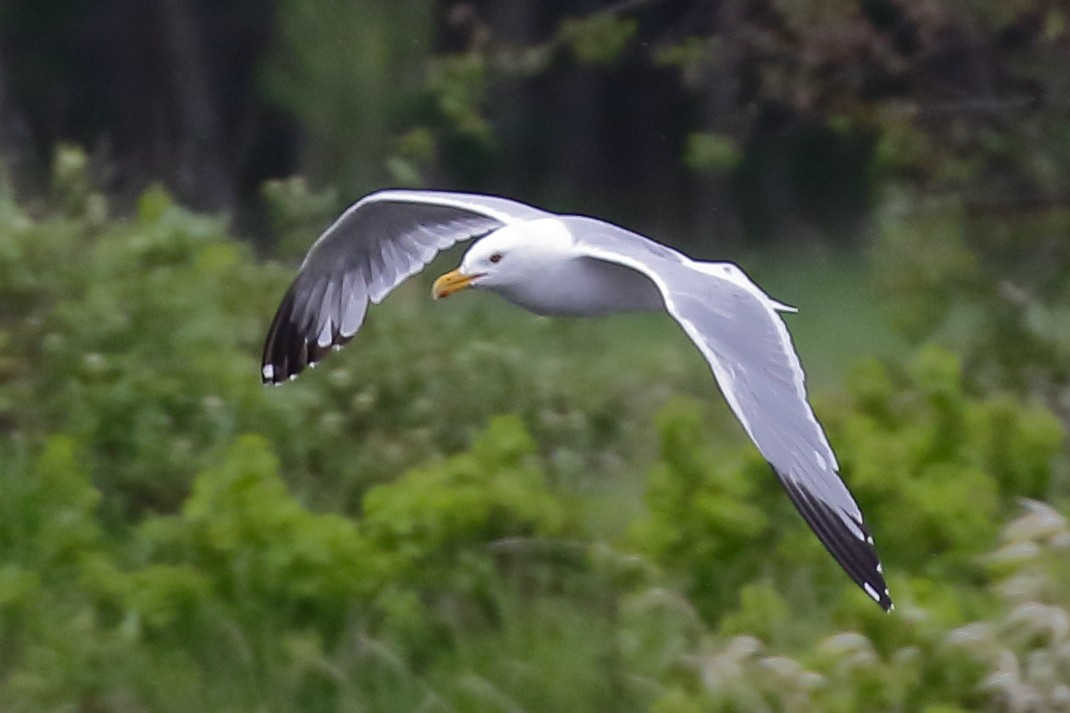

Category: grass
[748, 249, 909, 390]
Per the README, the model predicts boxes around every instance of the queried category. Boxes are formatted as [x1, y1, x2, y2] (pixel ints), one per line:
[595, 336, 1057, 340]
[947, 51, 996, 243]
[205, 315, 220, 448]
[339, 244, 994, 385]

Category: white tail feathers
[770, 299, 798, 313]
[696, 261, 798, 313]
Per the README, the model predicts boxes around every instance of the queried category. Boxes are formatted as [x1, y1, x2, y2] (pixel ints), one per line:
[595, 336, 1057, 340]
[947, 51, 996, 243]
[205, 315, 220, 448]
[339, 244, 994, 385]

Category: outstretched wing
[262, 190, 551, 383]
[564, 216, 892, 611]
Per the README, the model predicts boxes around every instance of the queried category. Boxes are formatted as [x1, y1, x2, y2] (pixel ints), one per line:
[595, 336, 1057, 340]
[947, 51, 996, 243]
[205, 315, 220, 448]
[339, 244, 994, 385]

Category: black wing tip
[261, 331, 351, 385]
[862, 560, 894, 612]
[776, 468, 893, 612]
[261, 334, 346, 385]
[260, 285, 351, 385]
[873, 577, 895, 613]
[260, 360, 301, 385]
[854, 529, 894, 613]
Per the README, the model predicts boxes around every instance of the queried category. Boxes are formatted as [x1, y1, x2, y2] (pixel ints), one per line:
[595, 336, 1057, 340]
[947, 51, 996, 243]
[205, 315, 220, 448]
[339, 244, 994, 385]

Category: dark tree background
[6, 0, 1062, 249]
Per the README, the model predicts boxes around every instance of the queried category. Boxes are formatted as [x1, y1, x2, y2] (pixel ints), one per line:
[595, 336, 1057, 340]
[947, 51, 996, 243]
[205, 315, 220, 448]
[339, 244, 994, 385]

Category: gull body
[450, 219, 663, 316]
[261, 189, 893, 611]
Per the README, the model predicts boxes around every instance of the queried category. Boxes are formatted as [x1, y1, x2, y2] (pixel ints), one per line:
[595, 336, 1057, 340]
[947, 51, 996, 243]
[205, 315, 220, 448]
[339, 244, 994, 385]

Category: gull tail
[697, 261, 798, 313]
[769, 298, 798, 313]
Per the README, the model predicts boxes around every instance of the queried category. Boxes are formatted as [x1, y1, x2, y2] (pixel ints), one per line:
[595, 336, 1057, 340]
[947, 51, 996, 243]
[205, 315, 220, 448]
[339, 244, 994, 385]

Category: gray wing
[262, 190, 551, 383]
[564, 216, 892, 611]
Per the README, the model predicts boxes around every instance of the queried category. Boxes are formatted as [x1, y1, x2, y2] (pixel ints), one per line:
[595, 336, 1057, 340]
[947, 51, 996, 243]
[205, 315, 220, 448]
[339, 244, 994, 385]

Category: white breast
[495, 256, 664, 317]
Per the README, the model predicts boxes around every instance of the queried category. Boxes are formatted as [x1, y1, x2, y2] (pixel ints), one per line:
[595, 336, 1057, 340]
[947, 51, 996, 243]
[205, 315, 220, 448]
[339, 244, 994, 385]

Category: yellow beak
[432, 269, 478, 299]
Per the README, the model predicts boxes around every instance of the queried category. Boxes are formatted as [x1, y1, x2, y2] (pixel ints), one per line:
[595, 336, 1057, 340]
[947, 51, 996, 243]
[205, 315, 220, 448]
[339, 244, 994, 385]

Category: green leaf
[684, 132, 742, 172]
[560, 14, 637, 65]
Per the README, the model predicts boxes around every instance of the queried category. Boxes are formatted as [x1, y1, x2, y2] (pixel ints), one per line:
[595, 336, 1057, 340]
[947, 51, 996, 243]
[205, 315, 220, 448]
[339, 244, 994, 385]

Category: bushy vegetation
[3, 1, 1070, 708]
[0, 155, 1067, 711]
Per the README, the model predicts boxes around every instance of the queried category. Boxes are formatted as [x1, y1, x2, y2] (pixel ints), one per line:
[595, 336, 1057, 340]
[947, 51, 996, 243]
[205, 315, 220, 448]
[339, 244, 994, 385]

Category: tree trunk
[0, 49, 32, 190]
[155, 0, 233, 211]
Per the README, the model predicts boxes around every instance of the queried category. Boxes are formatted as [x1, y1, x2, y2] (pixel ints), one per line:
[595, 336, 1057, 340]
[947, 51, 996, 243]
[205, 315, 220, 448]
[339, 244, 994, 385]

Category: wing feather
[262, 190, 550, 383]
[565, 216, 892, 611]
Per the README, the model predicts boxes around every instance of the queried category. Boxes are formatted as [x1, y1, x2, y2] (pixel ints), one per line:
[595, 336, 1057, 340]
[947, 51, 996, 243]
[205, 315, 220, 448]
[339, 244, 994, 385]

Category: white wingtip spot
[262, 364, 275, 381]
[866, 535, 875, 545]
[876, 563, 883, 574]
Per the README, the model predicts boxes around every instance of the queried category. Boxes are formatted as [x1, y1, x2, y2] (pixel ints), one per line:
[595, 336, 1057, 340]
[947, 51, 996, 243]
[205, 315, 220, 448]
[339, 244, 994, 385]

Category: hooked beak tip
[432, 269, 477, 300]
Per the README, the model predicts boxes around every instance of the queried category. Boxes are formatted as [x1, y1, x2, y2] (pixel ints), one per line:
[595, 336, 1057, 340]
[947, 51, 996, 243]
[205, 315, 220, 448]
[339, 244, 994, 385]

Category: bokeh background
[2, 1, 1070, 711]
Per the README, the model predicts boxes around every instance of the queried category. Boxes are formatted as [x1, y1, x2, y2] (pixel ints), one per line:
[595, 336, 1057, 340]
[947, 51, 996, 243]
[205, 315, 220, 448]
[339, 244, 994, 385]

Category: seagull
[261, 189, 893, 611]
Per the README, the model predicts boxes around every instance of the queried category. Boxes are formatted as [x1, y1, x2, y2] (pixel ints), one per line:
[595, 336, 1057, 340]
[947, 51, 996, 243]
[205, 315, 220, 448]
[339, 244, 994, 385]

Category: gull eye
[489, 253, 502, 264]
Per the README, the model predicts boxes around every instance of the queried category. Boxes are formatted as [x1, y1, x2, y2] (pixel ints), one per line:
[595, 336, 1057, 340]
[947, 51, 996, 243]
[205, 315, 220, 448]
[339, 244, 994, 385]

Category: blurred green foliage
[684, 133, 743, 174]
[838, 347, 1063, 570]
[559, 13, 638, 66]
[877, 192, 1070, 421]
[0, 149, 1068, 711]
[2, 1, 1069, 708]
[263, 0, 437, 194]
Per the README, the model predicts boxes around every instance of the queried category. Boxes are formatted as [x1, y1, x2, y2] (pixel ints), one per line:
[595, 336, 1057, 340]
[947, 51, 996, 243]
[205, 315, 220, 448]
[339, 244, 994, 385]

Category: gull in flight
[261, 189, 892, 611]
